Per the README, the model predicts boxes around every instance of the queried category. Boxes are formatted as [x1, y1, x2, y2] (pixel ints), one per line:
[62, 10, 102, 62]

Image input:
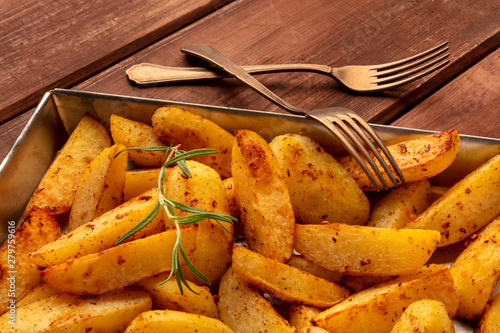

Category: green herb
[114, 144, 237, 294]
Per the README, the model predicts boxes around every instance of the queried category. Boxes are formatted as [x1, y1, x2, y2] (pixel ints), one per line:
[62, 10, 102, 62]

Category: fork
[181, 44, 406, 190]
[128, 42, 449, 92]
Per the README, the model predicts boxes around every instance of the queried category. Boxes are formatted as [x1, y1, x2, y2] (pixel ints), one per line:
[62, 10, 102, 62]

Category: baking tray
[0, 89, 499, 330]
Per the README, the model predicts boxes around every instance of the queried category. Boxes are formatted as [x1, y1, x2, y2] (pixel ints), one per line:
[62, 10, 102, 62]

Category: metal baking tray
[0, 89, 499, 330]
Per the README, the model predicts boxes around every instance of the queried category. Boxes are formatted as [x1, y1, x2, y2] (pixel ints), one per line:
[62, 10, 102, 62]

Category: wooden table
[1, 0, 499, 162]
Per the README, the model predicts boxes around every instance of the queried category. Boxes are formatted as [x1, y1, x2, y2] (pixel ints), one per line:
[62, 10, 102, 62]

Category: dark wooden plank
[74, 0, 499, 125]
[0, 0, 232, 123]
[391, 48, 500, 139]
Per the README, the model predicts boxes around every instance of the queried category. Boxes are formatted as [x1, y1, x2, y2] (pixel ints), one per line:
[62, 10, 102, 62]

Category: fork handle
[126, 62, 332, 85]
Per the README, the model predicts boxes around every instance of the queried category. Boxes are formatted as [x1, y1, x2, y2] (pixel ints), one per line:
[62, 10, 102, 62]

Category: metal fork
[181, 44, 406, 190]
[128, 42, 449, 92]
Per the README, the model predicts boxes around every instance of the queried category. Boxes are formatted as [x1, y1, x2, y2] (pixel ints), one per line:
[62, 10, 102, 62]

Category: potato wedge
[476, 292, 500, 333]
[0, 288, 151, 332]
[41, 225, 198, 295]
[136, 272, 218, 318]
[389, 299, 454, 333]
[164, 161, 234, 286]
[367, 179, 431, 228]
[449, 215, 500, 321]
[110, 114, 166, 167]
[124, 310, 234, 333]
[287, 255, 343, 284]
[222, 178, 241, 218]
[232, 246, 349, 308]
[218, 267, 295, 333]
[0, 207, 60, 315]
[24, 114, 111, 216]
[341, 275, 393, 293]
[124, 168, 163, 201]
[68, 143, 127, 230]
[288, 303, 327, 332]
[337, 129, 460, 191]
[152, 106, 235, 178]
[30, 187, 164, 267]
[294, 222, 440, 276]
[269, 133, 370, 225]
[313, 265, 458, 333]
[406, 153, 500, 247]
[16, 282, 59, 308]
[232, 129, 295, 263]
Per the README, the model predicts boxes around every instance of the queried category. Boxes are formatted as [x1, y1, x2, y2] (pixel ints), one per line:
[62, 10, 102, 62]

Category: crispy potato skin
[389, 300, 455, 333]
[152, 106, 234, 178]
[450, 215, 500, 321]
[269, 133, 370, 225]
[25, 114, 111, 216]
[294, 222, 440, 276]
[337, 129, 460, 191]
[232, 130, 295, 263]
[475, 293, 500, 333]
[406, 153, 500, 247]
[110, 114, 166, 167]
[0, 207, 60, 314]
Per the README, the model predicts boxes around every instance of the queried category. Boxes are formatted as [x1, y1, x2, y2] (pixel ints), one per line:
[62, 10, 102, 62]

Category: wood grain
[0, 0, 232, 123]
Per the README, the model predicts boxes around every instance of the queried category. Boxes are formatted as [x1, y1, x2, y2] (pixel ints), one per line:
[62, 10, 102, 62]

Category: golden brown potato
[164, 161, 234, 286]
[287, 255, 343, 284]
[313, 265, 459, 333]
[124, 310, 234, 333]
[366, 180, 431, 228]
[124, 168, 163, 201]
[475, 292, 500, 333]
[269, 133, 370, 225]
[288, 303, 328, 332]
[222, 178, 241, 218]
[41, 225, 198, 295]
[217, 267, 295, 333]
[136, 272, 218, 318]
[232, 246, 350, 308]
[110, 114, 166, 167]
[152, 106, 235, 178]
[389, 299, 455, 333]
[68, 143, 127, 230]
[340, 275, 393, 293]
[30, 187, 164, 267]
[24, 114, 111, 216]
[231, 129, 295, 263]
[337, 129, 460, 191]
[449, 215, 500, 321]
[294, 222, 440, 276]
[15, 283, 59, 308]
[0, 207, 60, 315]
[406, 153, 500, 247]
[0, 288, 151, 332]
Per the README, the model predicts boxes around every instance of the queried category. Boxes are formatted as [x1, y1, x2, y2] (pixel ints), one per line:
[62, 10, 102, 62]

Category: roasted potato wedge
[68, 143, 127, 230]
[367, 179, 431, 228]
[313, 265, 458, 333]
[41, 225, 198, 295]
[269, 133, 370, 225]
[152, 106, 235, 178]
[287, 254, 343, 284]
[0, 207, 60, 314]
[24, 114, 111, 216]
[389, 299, 454, 333]
[218, 267, 295, 333]
[475, 292, 500, 333]
[232, 129, 295, 263]
[110, 114, 166, 167]
[136, 272, 218, 318]
[288, 303, 327, 332]
[15, 282, 59, 308]
[0, 288, 151, 332]
[406, 153, 500, 247]
[232, 246, 350, 308]
[294, 222, 440, 276]
[449, 215, 500, 321]
[124, 168, 163, 201]
[30, 187, 164, 267]
[337, 129, 460, 191]
[124, 310, 234, 333]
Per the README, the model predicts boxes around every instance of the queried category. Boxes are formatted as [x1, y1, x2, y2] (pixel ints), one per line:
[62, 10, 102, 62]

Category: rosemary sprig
[114, 144, 237, 294]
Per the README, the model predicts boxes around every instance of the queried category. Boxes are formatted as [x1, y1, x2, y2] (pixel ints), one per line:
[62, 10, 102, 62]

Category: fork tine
[375, 57, 450, 90]
[374, 53, 449, 84]
[374, 47, 449, 77]
[371, 41, 449, 71]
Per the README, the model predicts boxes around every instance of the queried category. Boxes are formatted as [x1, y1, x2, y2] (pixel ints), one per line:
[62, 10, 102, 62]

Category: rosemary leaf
[115, 201, 160, 245]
